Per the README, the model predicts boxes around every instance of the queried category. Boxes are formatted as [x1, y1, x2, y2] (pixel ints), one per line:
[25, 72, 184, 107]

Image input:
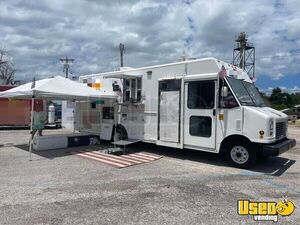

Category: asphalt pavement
[0, 127, 299, 225]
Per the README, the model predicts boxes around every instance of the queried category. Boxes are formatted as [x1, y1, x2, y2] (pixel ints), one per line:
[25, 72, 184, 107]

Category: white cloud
[0, 0, 299, 82]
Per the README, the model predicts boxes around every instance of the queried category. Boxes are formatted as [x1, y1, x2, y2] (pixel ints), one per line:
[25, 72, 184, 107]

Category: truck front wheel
[226, 143, 257, 169]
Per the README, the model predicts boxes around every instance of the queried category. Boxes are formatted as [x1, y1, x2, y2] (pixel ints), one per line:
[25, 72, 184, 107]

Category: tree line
[268, 88, 300, 110]
[0, 49, 15, 85]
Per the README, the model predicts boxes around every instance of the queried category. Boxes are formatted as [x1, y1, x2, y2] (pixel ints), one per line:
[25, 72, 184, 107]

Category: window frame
[102, 106, 114, 120]
[218, 79, 239, 109]
[123, 78, 142, 103]
[189, 116, 212, 137]
[187, 80, 216, 109]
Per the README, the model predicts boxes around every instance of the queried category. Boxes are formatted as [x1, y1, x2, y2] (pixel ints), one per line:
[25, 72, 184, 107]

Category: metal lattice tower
[233, 32, 255, 80]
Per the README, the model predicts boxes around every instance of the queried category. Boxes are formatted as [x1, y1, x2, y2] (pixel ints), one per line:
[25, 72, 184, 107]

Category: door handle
[213, 109, 216, 116]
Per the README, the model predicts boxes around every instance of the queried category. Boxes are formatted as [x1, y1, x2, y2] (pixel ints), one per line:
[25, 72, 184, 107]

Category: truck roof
[79, 57, 249, 81]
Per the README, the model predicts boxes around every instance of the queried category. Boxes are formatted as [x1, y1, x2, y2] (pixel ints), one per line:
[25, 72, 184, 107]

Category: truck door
[184, 79, 217, 149]
[158, 79, 181, 143]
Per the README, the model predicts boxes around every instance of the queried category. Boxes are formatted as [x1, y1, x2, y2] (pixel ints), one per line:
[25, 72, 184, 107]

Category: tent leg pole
[29, 97, 34, 161]
[29, 139, 32, 161]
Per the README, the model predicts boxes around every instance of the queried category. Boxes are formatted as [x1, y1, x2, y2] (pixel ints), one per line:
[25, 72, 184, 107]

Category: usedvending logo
[237, 199, 295, 222]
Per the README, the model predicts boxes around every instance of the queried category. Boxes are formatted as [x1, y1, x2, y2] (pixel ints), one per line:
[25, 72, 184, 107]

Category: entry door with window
[158, 79, 181, 143]
[184, 80, 217, 149]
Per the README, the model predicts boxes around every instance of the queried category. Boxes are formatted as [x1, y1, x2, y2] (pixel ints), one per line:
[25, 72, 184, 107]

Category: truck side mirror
[221, 86, 228, 97]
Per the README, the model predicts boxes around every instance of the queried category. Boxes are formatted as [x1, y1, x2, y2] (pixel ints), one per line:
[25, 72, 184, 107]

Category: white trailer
[78, 58, 296, 168]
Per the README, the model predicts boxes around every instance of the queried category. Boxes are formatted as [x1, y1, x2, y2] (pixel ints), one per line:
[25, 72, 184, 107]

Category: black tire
[226, 142, 257, 169]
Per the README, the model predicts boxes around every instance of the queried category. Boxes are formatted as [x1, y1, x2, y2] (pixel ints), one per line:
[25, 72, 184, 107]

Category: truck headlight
[269, 120, 274, 136]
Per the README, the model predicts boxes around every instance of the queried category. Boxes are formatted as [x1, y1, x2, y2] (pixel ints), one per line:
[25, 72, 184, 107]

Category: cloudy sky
[1, 0, 300, 93]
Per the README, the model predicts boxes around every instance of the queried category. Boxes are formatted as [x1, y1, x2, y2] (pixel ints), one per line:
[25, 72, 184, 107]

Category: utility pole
[60, 56, 74, 78]
[233, 32, 255, 80]
[119, 43, 125, 67]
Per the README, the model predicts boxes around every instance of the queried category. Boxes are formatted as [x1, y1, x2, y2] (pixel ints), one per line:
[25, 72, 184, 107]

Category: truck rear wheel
[226, 142, 257, 169]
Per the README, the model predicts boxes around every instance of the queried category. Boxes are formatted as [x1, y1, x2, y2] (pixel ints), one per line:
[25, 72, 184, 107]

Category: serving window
[123, 78, 142, 103]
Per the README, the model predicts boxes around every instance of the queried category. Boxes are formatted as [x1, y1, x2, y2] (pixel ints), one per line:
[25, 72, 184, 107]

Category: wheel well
[220, 135, 252, 153]
[111, 124, 128, 141]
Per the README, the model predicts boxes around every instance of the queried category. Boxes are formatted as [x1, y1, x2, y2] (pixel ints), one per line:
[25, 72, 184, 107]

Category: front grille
[276, 122, 286, 140]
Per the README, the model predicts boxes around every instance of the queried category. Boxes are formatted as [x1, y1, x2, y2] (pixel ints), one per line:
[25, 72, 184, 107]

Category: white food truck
[77, 58, 296, 168]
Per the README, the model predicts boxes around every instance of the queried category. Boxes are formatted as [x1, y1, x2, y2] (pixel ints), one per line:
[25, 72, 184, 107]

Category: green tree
[269, 88, 285, 109]
[0, 49, 15, 84]
[269, 87, 300, 110]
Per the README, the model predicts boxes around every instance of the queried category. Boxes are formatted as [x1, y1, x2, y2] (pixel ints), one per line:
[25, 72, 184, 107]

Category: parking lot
[0, 126, 299, 225]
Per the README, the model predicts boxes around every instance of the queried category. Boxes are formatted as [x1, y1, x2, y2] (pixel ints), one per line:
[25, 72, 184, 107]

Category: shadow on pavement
[253, 157, 296, 176]
[0, 126, 61, 130]
[129, 142, 296, 177]
[14, 142, 112, 160]
[14, 144, 74, 159]
[14, 141, 295, 176]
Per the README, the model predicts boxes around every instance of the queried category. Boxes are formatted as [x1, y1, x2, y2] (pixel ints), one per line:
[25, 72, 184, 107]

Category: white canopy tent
[0, 76, 117, 100]
[0, 76, 117, 160]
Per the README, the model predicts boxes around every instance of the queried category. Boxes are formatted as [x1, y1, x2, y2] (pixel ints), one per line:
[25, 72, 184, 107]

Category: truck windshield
[226, 76, 266, 107]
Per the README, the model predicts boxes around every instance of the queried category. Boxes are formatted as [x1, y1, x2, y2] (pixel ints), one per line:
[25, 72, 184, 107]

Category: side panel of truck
[142, 64, 185, 143]
[78, 58, 251, 153]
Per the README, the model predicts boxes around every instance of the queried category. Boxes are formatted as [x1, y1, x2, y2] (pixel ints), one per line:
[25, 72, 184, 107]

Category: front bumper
[262, 138, 296, 156]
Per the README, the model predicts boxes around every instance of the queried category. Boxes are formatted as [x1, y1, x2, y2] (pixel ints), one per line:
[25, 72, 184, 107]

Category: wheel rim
[230, 146, 249, 164]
